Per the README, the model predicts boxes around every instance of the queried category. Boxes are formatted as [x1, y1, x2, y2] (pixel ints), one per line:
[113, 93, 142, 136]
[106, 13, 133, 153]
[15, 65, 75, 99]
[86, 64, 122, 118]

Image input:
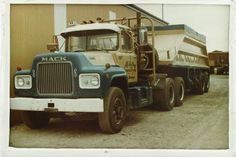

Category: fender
[102, 66, 128, 99]
[15, 69, 31, 75]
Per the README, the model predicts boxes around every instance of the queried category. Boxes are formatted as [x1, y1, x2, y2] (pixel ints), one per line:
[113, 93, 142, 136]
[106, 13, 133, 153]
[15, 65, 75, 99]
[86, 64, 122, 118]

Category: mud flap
[153, 76, 176, 111]
[152, 74, 167, 109]
[153, 74, 167, 90]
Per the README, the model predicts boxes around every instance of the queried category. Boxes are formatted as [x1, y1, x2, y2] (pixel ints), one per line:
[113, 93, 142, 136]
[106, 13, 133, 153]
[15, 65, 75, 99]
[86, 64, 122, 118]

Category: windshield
[67, 32, 118, 52]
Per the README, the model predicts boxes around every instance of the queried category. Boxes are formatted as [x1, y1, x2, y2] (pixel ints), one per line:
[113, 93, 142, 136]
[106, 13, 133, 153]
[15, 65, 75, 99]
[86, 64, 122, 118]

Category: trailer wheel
[98, 87, 126, 133]
[204, 72, 210, 93]
[21, 111, 50, 129]
[196, 80, 205, 95]
[174, 77, 185, 106]
[159, 78, 176, 111]
[192, 71, 205, 95]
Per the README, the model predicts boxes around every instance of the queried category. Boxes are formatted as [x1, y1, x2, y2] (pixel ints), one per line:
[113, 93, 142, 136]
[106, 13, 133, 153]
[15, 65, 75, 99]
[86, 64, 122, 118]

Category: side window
[121, 31, 132, 51]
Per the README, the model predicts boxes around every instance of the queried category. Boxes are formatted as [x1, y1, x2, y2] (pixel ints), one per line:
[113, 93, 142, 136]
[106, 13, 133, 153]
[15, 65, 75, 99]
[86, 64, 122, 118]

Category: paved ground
[10, 75, 229, 149]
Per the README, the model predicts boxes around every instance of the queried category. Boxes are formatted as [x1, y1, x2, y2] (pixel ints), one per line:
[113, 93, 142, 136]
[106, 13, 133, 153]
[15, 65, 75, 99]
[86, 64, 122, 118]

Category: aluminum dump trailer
[147, 24, 210, 96]
[151, 25, 209, 68]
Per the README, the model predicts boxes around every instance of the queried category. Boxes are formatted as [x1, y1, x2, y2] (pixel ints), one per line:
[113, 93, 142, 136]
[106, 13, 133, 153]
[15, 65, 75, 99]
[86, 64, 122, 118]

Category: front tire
[98, 87, 126, 133]
[21, 111, 50, 129]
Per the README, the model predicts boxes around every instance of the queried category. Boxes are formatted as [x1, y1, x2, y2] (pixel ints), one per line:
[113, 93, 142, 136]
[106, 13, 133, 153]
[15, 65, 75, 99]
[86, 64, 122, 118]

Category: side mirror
[47, 35, 59, 52]
[139, 27, 148, 46]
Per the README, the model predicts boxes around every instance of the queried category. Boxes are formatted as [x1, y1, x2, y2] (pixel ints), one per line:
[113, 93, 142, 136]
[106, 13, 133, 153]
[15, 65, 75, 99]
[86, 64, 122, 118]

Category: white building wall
[54, 4, 67, 51]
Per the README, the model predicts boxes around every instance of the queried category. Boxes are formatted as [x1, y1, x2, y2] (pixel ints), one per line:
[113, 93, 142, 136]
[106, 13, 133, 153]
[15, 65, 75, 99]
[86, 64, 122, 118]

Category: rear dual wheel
[158, 78, 176, 111]
[192, 71, 210, 94]
[153, 77, 185, 110]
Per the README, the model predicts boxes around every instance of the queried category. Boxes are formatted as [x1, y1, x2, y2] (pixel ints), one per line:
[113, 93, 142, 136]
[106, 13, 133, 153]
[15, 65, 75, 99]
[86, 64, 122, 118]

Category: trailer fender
[153, 74, 167, 90]
[152, 77, 176, 111]
[109, 75, 128, 100]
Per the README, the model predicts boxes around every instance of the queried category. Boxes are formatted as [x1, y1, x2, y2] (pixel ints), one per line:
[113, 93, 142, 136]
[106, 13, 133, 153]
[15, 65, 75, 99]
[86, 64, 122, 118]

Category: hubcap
[112, 97, 124, 125]
[179, 84, 184, 101]
[206, 78, 210, 89]
[169, 86, 175, 104]
[202, 80, 205, 91]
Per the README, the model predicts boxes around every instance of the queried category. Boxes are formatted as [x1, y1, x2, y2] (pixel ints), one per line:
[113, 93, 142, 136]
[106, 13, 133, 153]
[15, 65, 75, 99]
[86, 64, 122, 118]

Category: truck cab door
[114, 30, 138, 83]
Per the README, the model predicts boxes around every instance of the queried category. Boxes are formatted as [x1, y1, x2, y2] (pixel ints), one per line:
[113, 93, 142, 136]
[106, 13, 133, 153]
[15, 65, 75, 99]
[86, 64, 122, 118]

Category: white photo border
[1, 0, 235, 157]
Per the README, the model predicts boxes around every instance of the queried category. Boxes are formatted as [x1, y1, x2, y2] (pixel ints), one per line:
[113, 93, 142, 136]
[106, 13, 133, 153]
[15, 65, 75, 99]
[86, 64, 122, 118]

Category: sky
[136, 4, 230, 52]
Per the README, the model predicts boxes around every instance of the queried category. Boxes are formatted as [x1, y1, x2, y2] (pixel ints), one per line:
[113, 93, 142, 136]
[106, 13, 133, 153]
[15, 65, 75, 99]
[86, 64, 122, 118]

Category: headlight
[15, 75, 32, 89]
[79, 73, 100, 89]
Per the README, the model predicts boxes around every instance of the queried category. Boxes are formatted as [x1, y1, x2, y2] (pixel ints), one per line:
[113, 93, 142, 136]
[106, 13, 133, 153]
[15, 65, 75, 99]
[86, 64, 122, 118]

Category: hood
[82, 52, 116, 65]
[33, 52, 116, 67]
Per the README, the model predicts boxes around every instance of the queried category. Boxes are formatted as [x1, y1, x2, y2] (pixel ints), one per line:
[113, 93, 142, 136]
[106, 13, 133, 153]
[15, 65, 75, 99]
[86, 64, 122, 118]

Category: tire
[159, 78, 176, 111]
[204, 72, 210, 93]
[98, 87, 126, 133]
[152, 90, 161, 110]
[174, 77, 185, 107]
[21, 111, 50, 129]
[192, 72, 205, 95]
[140, 51, 159, 70]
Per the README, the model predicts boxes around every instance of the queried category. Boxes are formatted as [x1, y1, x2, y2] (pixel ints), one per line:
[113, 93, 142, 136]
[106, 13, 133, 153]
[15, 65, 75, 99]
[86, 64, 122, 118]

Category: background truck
[208, 50, 229, 75]
[11, 14, 210, 133]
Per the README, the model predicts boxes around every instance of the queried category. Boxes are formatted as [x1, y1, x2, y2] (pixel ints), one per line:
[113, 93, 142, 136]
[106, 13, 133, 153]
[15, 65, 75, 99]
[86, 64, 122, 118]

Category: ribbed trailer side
[149, 25, 209, 68]
[147, 25, 210, 97]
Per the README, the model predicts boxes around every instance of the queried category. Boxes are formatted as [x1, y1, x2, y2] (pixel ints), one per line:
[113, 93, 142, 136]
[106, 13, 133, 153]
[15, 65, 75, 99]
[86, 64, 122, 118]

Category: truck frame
[11, 14, 210, 133]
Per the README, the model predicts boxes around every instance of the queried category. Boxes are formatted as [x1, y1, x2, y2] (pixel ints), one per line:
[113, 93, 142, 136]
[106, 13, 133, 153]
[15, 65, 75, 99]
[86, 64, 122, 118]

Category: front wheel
[98, 87, 126, 133]
[21, 111, 50, 129]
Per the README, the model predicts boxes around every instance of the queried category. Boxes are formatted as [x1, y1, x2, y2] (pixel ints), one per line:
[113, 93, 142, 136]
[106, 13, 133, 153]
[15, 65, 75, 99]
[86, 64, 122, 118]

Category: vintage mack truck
[11, 15, 210, 133]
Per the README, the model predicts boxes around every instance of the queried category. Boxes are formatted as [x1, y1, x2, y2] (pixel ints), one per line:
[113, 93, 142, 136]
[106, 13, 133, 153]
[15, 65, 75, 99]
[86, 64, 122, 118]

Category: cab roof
[61, 23, 129, 37]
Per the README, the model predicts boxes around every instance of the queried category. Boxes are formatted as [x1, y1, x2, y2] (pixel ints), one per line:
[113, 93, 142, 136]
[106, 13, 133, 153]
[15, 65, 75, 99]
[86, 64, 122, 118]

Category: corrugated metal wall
[67, 4, 136, 26]
[10, 4, 54, 125]
[67, 4, 165, 27]
[10, 4, 54, 97]
[67, 4, 136, 22]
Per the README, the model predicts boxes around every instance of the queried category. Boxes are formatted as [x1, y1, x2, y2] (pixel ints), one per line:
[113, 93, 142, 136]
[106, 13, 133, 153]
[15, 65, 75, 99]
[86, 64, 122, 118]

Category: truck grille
[37, 62, 74, 95]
